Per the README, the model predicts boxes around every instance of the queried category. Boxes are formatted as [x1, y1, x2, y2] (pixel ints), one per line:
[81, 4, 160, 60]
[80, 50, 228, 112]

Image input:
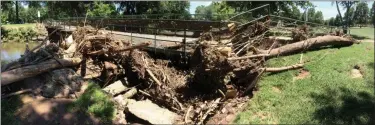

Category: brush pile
[1, 18, 359, 124]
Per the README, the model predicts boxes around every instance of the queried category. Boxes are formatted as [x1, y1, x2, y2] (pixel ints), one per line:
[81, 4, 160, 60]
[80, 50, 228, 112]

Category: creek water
[1, 42, 39, 63]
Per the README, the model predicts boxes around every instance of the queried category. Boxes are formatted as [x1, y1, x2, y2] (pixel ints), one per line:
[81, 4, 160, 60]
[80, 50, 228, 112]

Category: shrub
[1, 27, 39, 43]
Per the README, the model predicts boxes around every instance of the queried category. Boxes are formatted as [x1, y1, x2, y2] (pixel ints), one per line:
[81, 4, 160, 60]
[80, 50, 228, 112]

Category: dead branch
[30, 29, 58, 52]
[87, 42, 150, 56]
[185, 106, 193, 124]
[227, 54, 270, 61]
[198, 98, 221, 125]
[261, 63, 304, 72]
[146, 69, 163, 86]
[1, 89, 32, 99]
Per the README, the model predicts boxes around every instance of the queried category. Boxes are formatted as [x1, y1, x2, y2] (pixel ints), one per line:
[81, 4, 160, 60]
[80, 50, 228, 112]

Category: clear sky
[189, 1, 374, 20]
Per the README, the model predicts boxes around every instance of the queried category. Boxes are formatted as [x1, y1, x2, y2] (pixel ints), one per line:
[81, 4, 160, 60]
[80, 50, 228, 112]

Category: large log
[1, 58, 82, 86]
[258, 35, 357, 57]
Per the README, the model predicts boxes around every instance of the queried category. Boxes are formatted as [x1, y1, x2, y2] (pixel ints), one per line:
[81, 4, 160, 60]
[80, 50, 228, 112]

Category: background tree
[159, 1, 190, 19]
[334, 14, 342, 26]
[354, 2, 369, 28]
[343, 7, 355, 26]
[225, 1, 313, 18]
[195, 5, 213, 20]
[370, 2, 375, 26]
[335, 1, 358, 29]
[87, 1, 116, 17]
[313, 11, 324, 24]
[195, 2, 235, 21]
[328, 17, 335, 26]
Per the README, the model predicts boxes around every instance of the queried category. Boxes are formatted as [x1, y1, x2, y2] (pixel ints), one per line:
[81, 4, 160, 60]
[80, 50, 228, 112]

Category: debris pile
[1, 18, 359, 124]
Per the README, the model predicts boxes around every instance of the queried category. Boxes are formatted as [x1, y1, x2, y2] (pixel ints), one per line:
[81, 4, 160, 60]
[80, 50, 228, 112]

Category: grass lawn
[350, 27, 374, 40]
[234, 42, 374, 124]
[2, 23, 37, 29]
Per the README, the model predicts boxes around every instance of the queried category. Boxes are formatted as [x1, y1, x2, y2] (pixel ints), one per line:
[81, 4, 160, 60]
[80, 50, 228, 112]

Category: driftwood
[1, 58, 82, 86]
[1, 89, 32, 99]
[261, 63, 304, 72]
[30, 29, 58, 52]
[146, 69, 163, 86]
[87, 42, 151, 56]
[198, 98, 221, 125]
[258, 35, 357, 57]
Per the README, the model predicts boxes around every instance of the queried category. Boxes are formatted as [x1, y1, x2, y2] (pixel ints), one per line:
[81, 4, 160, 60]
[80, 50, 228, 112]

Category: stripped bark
[257, 35, 357, 57]
[1, 58, 82, 86]
[261, 63, 304, 72]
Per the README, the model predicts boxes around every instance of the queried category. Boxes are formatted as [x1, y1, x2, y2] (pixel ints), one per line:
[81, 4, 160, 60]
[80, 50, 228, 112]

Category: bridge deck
[47, 25, 199, 49]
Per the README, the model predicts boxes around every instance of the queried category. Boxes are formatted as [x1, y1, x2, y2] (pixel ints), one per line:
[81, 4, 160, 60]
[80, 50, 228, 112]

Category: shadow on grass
[310, 87, 375, 125]
[367, 62, 374, 69]
[351, 34, 370, 40]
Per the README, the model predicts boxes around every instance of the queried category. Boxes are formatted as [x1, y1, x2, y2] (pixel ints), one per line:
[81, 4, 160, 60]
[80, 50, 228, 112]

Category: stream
[1, 42, 39, 64]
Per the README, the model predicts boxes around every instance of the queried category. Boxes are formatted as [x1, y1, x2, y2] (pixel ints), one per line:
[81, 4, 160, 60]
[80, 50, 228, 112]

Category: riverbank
[1, 23, 47, 43]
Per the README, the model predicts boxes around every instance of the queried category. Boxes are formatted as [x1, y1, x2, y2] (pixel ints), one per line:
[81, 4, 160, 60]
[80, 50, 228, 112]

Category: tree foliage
[354, 2, 370, 26]
[336, 1, 359, 27]
[194, 2, 235, 21]
[225, 1, 313, 17]
[87, 1, 116, 17]
[370, 2, 375, 25]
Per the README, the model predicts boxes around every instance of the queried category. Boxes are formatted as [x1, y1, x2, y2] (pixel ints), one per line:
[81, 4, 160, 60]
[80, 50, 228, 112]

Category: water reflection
[1, 42, 38, 62]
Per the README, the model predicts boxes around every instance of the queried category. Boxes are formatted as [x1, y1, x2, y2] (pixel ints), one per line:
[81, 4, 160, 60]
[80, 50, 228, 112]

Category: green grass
[2, 23, 37, 29]
[68, 82, 115, 124]
[235, 42, 374, 124]
[350, 27, 374, 39]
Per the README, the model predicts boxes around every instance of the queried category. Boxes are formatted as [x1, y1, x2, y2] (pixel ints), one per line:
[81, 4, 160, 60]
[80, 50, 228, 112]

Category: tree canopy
[194, 2, 235, 21]
[354, 2, 370, 26]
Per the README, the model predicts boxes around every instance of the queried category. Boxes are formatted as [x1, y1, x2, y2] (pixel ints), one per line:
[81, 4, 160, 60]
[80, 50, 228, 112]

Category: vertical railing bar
[154, 27, 157, 54]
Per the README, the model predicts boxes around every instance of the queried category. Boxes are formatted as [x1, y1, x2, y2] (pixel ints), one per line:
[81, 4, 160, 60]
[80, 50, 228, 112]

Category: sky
[189, 1, 374, 20]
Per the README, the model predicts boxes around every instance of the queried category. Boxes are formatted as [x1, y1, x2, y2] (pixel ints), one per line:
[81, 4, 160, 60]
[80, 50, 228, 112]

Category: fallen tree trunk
[1, 58, 82, 86]
[258, 35, 357, 57]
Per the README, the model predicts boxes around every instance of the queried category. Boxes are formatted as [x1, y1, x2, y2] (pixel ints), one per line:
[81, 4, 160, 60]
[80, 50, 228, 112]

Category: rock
[126, 99, 181, 124]
[351, 69, 363, 78]
[41, 68, 84, 98]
